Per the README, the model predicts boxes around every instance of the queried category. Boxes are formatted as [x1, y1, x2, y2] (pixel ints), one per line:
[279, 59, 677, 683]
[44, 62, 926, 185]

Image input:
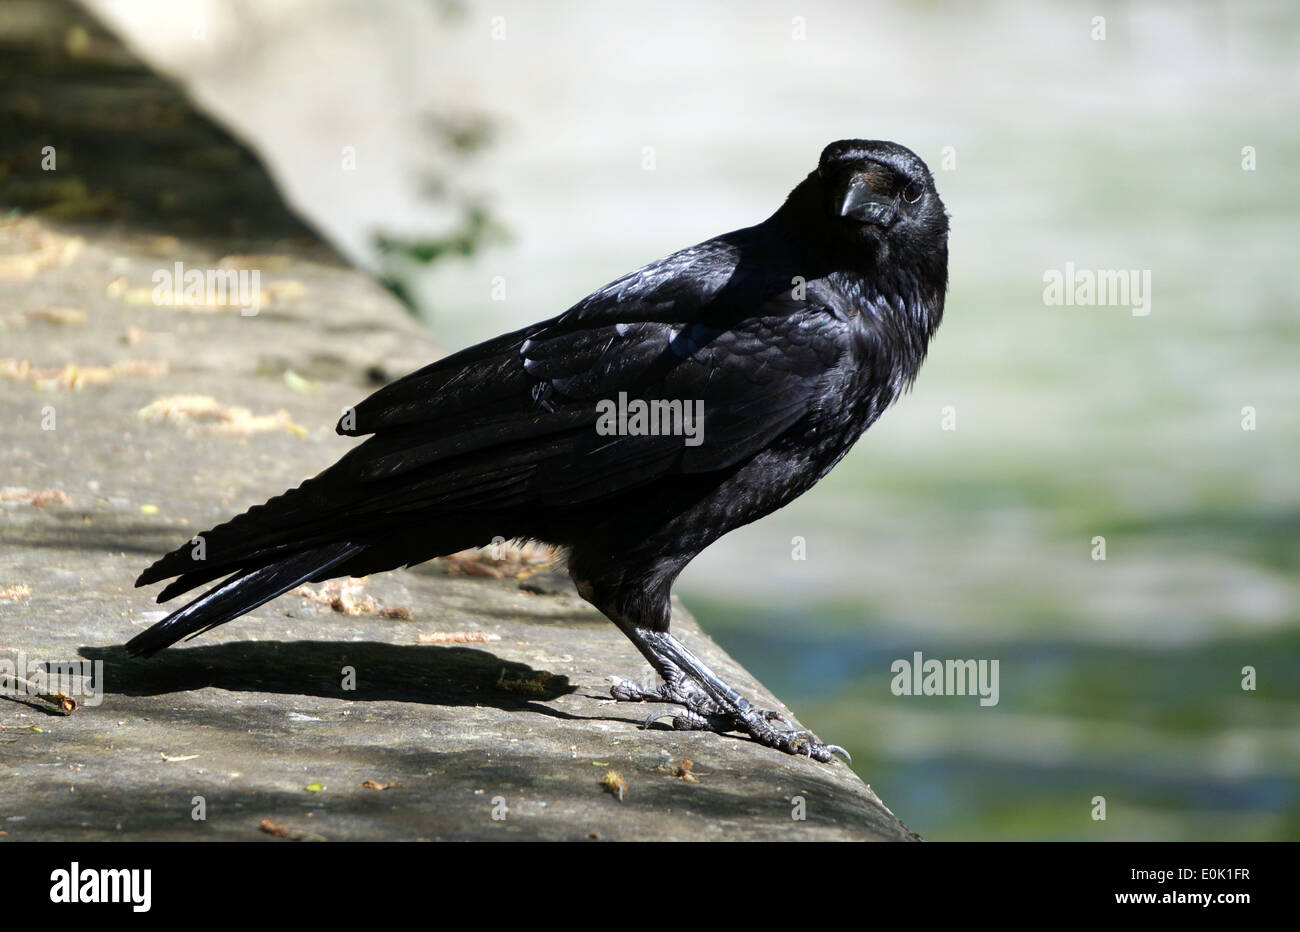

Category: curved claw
[826, 744, 852, 764]
[640, 706, 676, 729]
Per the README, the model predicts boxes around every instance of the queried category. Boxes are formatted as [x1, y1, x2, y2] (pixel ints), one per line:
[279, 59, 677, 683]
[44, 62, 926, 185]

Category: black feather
[126, 543, 364, 657]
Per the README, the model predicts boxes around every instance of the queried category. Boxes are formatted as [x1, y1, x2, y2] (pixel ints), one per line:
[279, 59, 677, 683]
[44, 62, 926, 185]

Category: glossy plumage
[128, 139, 949, 762]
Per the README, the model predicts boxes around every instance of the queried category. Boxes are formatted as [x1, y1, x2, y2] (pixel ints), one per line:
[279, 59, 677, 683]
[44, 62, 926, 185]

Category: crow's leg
[611, 625, 850, 764]
[569, 558, 847, 762]
[602, 626, 728, 722]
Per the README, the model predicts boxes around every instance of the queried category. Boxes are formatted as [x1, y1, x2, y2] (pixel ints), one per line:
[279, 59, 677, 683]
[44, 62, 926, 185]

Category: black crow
[127, 139, 949, 762]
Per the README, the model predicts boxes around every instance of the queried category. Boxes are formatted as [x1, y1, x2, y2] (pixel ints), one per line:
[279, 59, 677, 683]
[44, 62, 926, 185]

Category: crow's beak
[839, 173, 896, 226]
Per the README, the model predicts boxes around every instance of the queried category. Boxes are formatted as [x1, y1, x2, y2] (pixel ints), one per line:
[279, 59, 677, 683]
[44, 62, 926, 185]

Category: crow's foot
[606, 649, 850, 764]
[606, 676, 722, 719]
[729, 704, 851, 763]
[643, 700, 849, 762]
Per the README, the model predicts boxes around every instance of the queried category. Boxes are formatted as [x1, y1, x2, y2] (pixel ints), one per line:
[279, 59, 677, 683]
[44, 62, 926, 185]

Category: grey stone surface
[0, 0, 914, 841]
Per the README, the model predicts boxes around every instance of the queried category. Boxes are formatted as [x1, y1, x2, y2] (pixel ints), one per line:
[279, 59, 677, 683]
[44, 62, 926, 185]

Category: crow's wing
[138, 245, 857, 587]
[338, 238, 749, 438]
[337, 244, 857, 506]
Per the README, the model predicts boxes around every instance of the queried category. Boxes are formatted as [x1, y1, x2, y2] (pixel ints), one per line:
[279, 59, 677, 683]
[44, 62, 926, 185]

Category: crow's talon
[638, 705, 709, 731]
[606, 664, 846, 763]
[607, 676, 722, 717]
[640, 708, 668, 729]
[740, 712, 848, 764]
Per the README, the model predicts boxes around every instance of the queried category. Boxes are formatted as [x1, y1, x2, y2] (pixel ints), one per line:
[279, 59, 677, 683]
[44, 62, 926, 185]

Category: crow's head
[813, 139, 948, 261]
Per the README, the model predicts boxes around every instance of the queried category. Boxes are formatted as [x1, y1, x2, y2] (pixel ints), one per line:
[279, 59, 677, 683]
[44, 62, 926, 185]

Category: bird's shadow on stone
[81, 641, 578, 718]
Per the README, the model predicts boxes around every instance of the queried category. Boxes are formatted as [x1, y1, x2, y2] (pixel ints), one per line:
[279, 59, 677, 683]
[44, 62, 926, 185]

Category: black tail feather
[125, 542, 365, 657]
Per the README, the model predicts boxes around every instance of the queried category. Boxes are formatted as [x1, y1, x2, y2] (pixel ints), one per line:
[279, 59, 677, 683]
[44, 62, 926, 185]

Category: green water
[691, 594, 1300, 840]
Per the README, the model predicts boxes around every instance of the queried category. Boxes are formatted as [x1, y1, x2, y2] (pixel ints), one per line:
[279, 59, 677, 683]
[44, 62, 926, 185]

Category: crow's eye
[902, 180, 925, 204]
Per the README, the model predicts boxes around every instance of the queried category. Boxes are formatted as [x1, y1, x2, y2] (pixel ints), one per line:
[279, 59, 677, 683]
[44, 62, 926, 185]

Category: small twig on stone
[0, 673, 77, 715]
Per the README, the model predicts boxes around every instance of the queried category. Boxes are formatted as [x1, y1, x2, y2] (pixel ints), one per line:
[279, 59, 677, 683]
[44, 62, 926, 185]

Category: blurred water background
[87, 0, 1299, 839]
